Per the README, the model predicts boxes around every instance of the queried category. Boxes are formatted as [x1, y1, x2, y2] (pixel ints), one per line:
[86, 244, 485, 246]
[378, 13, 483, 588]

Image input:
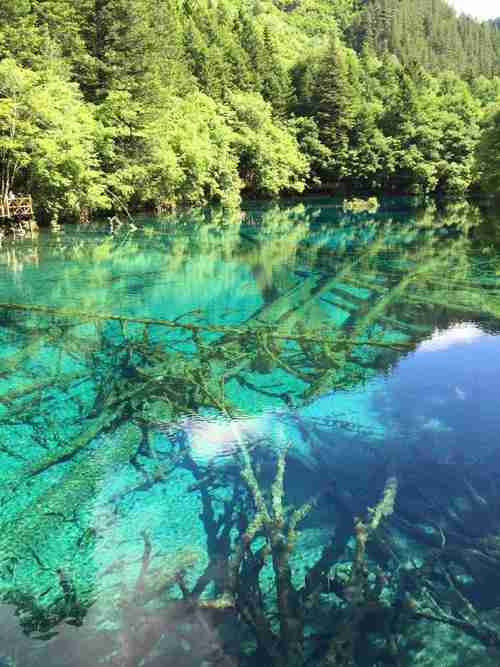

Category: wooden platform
[0, 196, 34, 219]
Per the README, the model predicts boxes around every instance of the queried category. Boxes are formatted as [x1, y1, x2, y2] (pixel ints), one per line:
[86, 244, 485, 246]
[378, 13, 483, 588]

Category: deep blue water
[0, 198, 500, 666]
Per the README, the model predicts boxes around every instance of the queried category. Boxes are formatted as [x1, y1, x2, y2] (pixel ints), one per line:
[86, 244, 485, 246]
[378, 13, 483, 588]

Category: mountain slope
[348, 0, 500, 77]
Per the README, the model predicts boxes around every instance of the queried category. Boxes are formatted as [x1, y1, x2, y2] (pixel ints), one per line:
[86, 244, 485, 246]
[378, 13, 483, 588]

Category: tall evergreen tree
[312, 40, 360, 181]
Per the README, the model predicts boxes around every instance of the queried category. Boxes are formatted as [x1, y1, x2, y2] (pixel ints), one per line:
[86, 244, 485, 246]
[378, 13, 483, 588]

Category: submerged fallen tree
[225, 440, 399, 667]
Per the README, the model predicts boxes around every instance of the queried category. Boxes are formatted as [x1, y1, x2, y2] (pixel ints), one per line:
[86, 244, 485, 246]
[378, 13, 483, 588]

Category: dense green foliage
[0, 0, 499, 220]
[350, 0, 500, 78]
[477, 109, 500, 198]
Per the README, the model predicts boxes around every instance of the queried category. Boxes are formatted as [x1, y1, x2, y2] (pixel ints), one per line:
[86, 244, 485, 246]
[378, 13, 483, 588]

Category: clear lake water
[0, 198, 500, 666]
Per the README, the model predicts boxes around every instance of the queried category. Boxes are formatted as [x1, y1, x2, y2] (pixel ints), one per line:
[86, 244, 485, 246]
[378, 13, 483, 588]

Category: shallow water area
[0, 198, 500, 666]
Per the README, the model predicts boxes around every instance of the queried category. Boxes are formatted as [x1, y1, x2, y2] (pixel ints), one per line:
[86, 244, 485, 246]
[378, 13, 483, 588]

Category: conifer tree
[312, 40, 359, 181]
[259, 26, 295, 115]
[477, 108, 500, 198]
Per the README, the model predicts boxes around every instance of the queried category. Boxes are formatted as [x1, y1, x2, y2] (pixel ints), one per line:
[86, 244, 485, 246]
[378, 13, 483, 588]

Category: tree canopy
[0, 0, 499, 220]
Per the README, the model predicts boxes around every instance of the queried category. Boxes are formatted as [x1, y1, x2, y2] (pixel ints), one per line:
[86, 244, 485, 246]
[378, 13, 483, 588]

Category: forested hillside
[1, 0, 499, 221]
[350, 0, 500, 77]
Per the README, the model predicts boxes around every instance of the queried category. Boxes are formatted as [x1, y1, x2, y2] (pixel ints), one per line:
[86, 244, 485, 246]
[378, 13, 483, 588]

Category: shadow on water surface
[0, 198, 500, 665]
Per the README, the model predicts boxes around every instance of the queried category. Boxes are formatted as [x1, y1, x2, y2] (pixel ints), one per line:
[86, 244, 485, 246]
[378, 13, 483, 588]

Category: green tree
[228, 92, 309, 196]
[259, 26, 295, 114]
[433, 73, 482, 194]
[0, 59, 106, 221]
[476, 108, 500, 198]
[312, 40, 360, 182]
[0, 0, 497, 216]
[139, 91, 241, 208]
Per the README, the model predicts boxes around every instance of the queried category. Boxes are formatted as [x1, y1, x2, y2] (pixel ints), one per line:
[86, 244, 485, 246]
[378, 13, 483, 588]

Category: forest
[1, 0, 500, 222]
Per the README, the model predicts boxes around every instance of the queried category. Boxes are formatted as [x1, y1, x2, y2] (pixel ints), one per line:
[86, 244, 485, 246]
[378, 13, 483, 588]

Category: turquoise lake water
[0, 198, 500, 666]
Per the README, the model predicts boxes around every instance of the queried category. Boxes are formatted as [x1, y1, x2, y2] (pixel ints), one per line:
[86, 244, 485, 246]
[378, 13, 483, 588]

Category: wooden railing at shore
[0, 196, 34, 219]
